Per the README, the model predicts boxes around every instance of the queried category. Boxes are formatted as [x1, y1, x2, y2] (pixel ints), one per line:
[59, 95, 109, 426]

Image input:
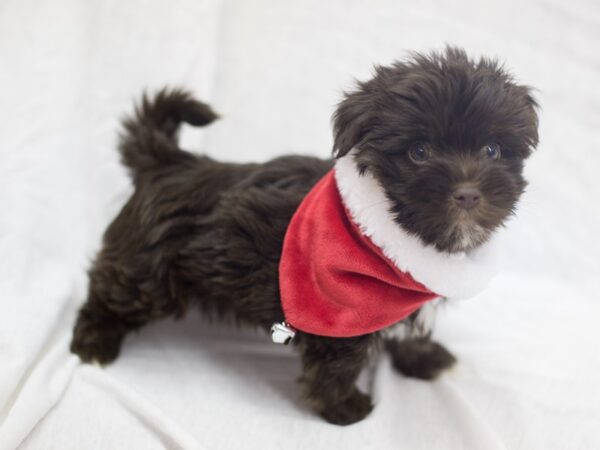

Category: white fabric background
[1, 0, 599, 449]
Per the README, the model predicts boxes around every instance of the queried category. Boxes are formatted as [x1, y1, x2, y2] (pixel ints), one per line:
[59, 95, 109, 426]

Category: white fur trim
[334, 154, 498, 300]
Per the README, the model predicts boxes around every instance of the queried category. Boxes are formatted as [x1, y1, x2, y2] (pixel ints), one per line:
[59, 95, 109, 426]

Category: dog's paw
[387, 338, 456, 380]
[70, 317, 124, 365]
[318, 389, 374, 426]
[70, 334, 122, 365]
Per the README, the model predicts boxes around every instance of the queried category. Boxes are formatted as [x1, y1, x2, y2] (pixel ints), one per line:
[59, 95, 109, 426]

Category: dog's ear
[522, 89, 540, 152]
[513, 85, 540, 155]
[331, 87, 373, 158]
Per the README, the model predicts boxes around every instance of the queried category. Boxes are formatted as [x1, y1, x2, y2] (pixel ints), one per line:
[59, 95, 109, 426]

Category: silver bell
[271, 322, 296, 345]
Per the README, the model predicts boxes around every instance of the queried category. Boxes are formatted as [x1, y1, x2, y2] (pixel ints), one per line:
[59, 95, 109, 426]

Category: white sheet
[1, 0, 599, 449]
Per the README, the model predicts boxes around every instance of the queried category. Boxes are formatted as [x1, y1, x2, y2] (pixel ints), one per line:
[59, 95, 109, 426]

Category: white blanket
[1, 0, 599, 449]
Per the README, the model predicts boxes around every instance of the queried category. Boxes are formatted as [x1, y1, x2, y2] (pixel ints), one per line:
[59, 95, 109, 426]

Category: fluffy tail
[119, 87, 218, 182]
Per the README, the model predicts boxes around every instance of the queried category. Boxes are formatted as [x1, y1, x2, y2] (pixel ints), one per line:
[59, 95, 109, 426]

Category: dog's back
[71, 89, 330, 363]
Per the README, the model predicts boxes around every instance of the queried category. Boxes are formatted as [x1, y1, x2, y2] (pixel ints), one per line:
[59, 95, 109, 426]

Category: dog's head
[333, 47, 539, 253]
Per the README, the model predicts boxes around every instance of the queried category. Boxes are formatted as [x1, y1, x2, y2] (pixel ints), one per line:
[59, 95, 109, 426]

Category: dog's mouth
[437, 198, 508, 253]
[442, 217, 490, 253]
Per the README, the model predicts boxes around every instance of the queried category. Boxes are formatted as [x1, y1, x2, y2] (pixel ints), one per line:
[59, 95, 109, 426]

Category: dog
[71, 47, 539, 425]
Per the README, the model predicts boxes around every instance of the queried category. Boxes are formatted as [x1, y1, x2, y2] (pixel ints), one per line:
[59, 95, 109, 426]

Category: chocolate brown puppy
[71, 47, 538, 425]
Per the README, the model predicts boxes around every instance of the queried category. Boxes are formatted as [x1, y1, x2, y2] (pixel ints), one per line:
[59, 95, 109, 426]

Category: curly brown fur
[71, 47, 539, 426]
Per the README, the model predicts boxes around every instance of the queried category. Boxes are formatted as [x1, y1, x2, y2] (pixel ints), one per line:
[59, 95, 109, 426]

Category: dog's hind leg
[70, 292, 133, 365]
[70, 262, 186, 365]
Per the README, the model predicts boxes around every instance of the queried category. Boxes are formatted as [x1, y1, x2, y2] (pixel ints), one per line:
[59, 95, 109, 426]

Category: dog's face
[333, 47, 539, 253]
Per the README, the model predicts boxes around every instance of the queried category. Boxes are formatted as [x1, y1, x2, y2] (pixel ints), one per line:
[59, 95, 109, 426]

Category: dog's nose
[453, 185, 481, 210]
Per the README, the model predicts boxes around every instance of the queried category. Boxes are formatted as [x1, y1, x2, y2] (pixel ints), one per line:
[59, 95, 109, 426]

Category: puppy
[71, 47, 539, 425]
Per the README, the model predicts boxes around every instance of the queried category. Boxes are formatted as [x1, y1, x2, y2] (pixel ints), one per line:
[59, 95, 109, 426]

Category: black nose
[453, 186, 481, 210]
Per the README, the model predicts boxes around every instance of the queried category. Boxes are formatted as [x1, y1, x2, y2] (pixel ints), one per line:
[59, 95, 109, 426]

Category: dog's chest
[382, 299, 441, 340]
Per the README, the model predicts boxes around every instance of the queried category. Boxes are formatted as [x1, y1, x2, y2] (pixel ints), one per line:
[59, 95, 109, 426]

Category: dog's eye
[409, 144, 430, 163]
[482, 143, 501, 160]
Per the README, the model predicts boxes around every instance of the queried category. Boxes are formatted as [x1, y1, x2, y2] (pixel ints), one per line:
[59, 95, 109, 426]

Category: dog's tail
[119, 87, 218, 182]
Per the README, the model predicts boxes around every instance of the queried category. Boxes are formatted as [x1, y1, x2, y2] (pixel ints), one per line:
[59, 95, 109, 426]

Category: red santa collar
[276, 154, 497, 339]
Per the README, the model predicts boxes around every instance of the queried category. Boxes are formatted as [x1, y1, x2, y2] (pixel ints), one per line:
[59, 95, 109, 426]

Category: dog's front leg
[297, 333, 376, 425]
[385, 337, 456, 380]
[382, 300, 455, 380]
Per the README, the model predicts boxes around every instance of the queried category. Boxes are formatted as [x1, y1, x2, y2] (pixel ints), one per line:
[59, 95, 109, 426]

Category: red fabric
[279, 170, 439, 337]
